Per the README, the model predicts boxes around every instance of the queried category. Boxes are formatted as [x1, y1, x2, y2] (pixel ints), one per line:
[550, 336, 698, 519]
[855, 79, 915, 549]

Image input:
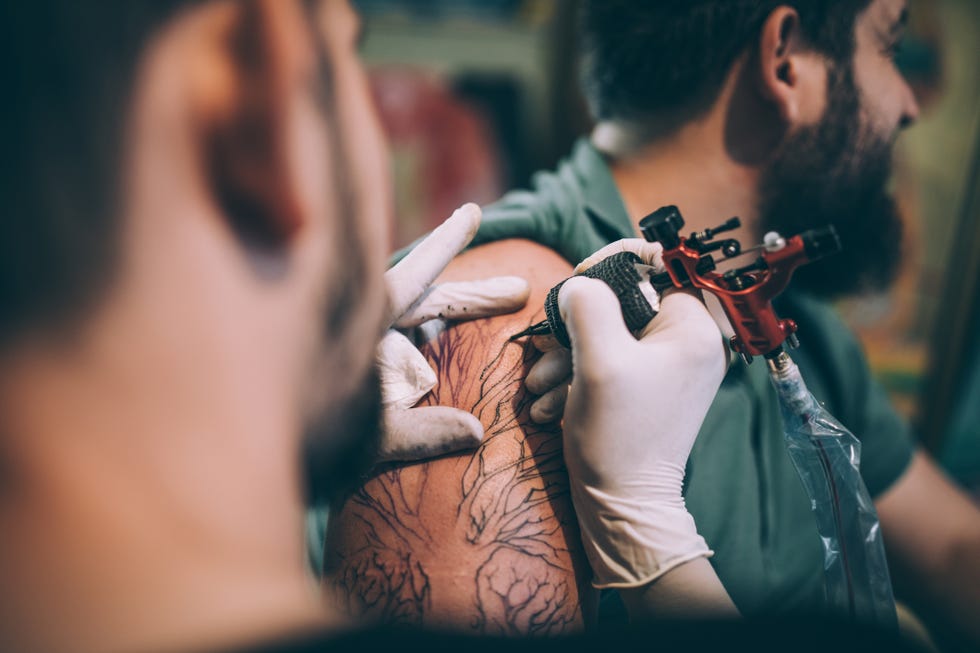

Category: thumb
[640, 290, 719, 343]
[558, 277, 633, 370]
[639, 290, 728, 377]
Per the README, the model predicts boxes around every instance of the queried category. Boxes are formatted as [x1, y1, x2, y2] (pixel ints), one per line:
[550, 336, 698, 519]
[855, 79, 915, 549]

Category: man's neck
[595, 120, 763, 245]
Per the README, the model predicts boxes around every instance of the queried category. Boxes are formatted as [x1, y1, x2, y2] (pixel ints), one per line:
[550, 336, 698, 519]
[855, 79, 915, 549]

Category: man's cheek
[854, 61, 898, 139]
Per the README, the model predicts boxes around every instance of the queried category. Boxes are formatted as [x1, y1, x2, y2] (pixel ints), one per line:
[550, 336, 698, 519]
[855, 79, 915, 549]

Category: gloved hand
[377, 203, 530, 462]
[525, 239, 664, 424]
[525, 238, 732, 424]
[555, 240, 728, 588]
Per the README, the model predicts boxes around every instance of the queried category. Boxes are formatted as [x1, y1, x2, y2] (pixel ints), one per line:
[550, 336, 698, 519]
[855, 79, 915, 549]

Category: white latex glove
[376, 203, 530, 462]
[525, 238, 732, 424]
[525, 239, 663, 424]
[556, 240, 728, 589]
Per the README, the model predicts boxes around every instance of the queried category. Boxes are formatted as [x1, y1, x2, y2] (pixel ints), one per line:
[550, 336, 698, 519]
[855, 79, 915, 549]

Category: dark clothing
[224, 618, 924, 653]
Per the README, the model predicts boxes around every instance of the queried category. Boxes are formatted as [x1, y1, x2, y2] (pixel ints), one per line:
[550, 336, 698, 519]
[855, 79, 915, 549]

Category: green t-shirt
[468, 138, 916, 615]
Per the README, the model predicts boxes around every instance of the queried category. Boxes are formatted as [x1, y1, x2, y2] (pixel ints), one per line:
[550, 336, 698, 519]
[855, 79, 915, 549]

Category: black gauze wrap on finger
[544, 251, 658, 348]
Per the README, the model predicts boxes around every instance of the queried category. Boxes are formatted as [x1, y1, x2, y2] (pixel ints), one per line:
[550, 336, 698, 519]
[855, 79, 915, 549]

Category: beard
[758, 63, 903, 301]
[301, 364, 383, 507]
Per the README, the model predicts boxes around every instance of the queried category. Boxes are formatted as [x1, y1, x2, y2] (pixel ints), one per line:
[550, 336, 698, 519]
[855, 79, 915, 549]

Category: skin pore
[0, 1, 390, 651]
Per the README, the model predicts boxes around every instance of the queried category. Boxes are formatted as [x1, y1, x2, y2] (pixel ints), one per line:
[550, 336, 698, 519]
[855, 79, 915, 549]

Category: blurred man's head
[581, 0, 918, 298]
[0, 0, 389, 491]
[0, 0, 391, 649]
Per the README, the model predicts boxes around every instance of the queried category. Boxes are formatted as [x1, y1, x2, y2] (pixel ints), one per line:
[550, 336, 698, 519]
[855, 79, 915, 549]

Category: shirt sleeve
[474, 162, 586, 261]
[471, 189, 548, 247]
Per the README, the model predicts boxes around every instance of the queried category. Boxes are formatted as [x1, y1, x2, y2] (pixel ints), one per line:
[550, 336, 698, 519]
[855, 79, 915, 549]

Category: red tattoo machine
[640, 205, 841, 363]
[511, 205, 841, 364]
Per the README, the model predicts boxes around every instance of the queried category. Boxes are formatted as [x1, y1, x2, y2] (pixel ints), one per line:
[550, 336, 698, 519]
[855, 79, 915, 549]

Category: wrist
[569, 478, 710, 589]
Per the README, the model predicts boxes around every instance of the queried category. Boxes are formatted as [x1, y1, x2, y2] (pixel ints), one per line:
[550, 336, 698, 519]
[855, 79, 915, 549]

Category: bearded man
[324, 2, 980, 650]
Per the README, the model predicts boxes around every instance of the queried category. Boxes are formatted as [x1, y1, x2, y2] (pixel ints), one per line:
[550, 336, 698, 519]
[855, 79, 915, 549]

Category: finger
[525, 348, 572, 394]
[558, 277, 633, 370]
[639, 290, 708, 337]
[529, 383, 569, 424]
[393, 276, 530, 328]
[573, 239, 664, 274]
[703, 291, 735, 340]
[413, 319, 446, 346]
[385, 203, 482, 321]
[651, 291, 729, 379]
[376, 330, 437, 410]
[377, 406, 483, 462]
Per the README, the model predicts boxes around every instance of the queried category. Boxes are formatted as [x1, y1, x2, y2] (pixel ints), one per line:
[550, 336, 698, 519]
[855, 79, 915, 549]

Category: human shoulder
[443, 238, 572, 288]
[323, 239, 594, 635]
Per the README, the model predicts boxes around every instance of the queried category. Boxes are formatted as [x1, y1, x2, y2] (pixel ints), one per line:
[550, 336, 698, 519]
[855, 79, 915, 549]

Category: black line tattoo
[323, 318, 591, 635]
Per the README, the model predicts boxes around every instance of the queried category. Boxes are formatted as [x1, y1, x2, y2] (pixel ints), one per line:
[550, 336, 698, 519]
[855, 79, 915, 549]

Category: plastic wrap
[768, 354, 897, 629]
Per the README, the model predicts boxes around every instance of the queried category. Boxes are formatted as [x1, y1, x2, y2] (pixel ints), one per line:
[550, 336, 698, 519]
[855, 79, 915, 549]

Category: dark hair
[580, 0, 873, 126]
[0, 1, 202, 347]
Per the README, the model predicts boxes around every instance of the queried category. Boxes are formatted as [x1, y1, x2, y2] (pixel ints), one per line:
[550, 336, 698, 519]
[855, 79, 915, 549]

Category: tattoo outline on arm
[325, 318, 588, 635]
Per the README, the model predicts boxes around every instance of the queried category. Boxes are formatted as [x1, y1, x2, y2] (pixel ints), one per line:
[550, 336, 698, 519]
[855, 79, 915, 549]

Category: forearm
[619, 557, 739, 621]
[896, 524, 980, 650]
[937, 535, 980, 643]
[878, 452, 980, 650]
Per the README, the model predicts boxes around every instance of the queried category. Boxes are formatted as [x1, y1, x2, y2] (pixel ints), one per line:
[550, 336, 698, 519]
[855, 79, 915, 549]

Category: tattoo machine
[511, 205, 898, 628]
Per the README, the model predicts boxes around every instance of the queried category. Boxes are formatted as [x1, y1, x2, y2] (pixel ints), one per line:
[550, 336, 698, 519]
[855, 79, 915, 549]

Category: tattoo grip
[543, 252, 658, 348]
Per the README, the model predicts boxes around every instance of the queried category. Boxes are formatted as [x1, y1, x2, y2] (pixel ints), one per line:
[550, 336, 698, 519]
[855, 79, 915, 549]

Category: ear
[197, 0, 308, 249]
[756, 7, 812, 125]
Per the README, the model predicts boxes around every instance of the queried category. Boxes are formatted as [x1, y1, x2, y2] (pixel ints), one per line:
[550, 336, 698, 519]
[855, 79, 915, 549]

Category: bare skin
[324, 239, 598, 635]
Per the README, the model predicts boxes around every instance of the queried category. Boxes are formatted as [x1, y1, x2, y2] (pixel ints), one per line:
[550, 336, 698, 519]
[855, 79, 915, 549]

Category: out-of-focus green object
[919, 80, 980, 492]
[940, 344, 980, 491]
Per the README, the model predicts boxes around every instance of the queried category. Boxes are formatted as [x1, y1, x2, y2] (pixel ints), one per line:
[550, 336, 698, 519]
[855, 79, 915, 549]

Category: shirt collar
[570, 138, 636, 240]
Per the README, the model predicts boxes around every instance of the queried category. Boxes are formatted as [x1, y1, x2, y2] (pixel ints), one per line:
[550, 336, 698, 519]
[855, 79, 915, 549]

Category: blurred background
[355, 0, 980, 494]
